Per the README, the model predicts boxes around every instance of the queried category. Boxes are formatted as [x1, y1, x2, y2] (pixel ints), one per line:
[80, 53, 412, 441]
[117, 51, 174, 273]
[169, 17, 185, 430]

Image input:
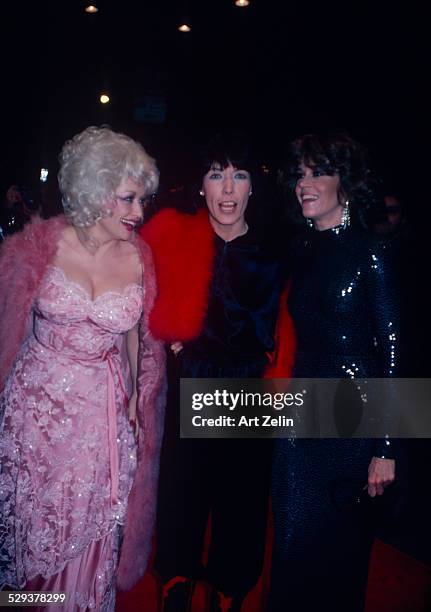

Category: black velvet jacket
[179, 229, 283, 378]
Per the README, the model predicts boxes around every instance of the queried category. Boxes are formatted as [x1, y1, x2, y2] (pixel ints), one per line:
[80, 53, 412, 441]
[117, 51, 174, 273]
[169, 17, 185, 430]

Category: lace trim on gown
[0, 265, 143, 604]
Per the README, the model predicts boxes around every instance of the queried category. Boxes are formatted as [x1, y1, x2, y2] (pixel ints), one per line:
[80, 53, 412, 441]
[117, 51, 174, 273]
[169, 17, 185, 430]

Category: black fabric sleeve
[365, 240, 401, 458]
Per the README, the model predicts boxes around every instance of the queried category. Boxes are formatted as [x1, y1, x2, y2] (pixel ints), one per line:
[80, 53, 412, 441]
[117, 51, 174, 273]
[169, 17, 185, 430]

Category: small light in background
[178, 23, 191, 32]
[235, 0, 250, 6]
[40, 168, 49, 183]
[261, 164, 270, 175]
[100, 94, 110, 104]
[85, 5, 98, 13]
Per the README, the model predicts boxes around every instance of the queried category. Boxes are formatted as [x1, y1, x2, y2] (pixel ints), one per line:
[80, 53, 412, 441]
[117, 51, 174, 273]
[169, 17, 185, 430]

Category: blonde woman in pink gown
[0, 127, 166, 610]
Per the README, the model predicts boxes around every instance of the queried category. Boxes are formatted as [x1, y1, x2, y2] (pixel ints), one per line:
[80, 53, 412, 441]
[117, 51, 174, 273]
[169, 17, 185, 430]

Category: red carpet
[366, 541, 431, 612]
[116, 536, 431, 611]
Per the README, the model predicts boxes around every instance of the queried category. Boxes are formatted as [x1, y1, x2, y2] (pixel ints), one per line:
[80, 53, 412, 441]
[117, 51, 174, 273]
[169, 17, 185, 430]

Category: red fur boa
[264, 285, 296, 378]
[141, 208, 295, 377]
[140, 208, 215, 342]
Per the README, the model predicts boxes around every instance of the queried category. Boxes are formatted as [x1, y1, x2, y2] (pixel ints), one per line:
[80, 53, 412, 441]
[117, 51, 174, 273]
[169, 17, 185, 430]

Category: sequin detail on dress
[0, 265, 143, 609]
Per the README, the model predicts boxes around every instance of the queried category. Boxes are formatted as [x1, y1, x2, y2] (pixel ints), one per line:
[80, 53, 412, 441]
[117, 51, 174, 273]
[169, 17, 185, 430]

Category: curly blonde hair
[58, 126, 159, 227]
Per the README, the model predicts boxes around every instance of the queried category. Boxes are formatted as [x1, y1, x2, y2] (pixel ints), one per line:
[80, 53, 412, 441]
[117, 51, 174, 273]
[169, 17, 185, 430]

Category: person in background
[373, 194, 405, 237]
[0, 184, 39, 240]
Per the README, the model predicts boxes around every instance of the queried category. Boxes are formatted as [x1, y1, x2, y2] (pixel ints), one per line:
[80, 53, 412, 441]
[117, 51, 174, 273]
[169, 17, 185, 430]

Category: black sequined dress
[270, 224, 400, 612]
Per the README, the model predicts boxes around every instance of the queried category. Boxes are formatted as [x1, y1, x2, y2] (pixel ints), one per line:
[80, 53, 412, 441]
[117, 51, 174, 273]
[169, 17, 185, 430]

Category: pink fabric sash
[33, 337, 129, 507]
[102, 346, 128, 506]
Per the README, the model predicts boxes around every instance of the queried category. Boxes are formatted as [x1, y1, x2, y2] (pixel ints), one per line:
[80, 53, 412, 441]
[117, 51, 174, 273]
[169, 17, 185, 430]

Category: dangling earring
[306, 219, 314, 228]
[199, 190, 204, 196]
[341, 200, 350, 228]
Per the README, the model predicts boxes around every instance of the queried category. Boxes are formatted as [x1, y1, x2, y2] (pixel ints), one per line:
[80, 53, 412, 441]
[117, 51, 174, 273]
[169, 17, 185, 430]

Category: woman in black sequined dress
[270, 134, 400, 612]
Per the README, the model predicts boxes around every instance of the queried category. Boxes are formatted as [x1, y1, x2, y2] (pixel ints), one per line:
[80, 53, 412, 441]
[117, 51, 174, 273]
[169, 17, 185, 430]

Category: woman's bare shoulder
[116, 240, 144, 280]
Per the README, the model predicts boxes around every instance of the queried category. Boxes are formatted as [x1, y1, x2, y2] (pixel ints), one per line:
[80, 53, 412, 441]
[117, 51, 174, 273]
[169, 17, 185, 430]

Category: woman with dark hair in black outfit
[270, 133, 401, 612]
[143, 133, 294, 611]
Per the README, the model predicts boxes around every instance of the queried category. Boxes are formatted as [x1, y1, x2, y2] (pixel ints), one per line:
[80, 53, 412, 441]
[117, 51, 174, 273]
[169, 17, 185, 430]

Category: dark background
[1, 0, 427, 209]
[1, 0, 431, 566]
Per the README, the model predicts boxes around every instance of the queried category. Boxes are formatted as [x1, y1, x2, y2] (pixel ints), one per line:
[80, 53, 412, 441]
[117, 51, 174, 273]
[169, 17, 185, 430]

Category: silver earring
[199, 190, 204, 196]
[306, 219, 313, 228]
[249, 191, 252, 196]
[341, 200, 350, 228]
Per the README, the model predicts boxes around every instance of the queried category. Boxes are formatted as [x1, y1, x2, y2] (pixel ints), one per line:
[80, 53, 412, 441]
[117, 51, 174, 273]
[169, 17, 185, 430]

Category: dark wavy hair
[279, 132, 383, 227]
[199, 131, 260, 177]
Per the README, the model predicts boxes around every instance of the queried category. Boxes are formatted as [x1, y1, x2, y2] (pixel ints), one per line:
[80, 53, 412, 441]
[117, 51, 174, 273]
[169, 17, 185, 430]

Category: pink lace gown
[0, 266, 142, 610]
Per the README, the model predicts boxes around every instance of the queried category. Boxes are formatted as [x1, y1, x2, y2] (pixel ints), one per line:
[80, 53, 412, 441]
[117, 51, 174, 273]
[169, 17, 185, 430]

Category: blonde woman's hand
[170, 341, 183, 356]
[367, 457, 395, 497]
[128, 393, 139, 441]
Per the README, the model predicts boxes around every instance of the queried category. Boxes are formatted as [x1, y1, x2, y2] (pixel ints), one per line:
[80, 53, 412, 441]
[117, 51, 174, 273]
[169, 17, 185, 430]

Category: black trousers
[154, 356, 272, 600]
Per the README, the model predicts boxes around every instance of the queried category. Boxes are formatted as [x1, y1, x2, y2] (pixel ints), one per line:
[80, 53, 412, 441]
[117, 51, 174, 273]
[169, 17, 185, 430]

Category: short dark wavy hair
[279, 132, 382, 227]
[200, 131, 259, 178]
